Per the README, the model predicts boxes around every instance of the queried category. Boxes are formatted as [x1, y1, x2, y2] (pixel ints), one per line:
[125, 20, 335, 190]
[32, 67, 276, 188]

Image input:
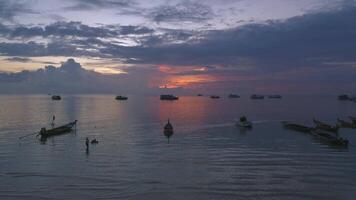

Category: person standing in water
[51, 115, 55, 128]
[85, 137, 89, 150]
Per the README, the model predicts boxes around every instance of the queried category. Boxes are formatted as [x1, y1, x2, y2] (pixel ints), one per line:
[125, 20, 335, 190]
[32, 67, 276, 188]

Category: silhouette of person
[85, 137, 89, 150]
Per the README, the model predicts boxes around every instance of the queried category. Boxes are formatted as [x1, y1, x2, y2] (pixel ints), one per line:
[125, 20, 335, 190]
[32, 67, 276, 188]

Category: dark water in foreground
[0, 95, 356, 200]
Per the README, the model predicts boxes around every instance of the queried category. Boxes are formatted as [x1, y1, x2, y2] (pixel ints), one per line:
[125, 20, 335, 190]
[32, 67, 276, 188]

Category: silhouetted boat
[228, 94, 240, 98]
[115, 95, 128, 100]
[337, 118, 356, 129]
[338, 94, 350, 101]
[197, 94, 203, 96]
[311, 129, 348, 147]
[51, 95, 61, 100]
[39, 120, 77, 138]
[268, 95, 282, 99]
[236, 116, 252, 128]
[313, 119, 339, 133]
[210, 95, 220, 99]
[251, 94, 264, 99]
[282, 121, 314, 133]
[160, 94, 179, 100]
[349, 116, 356, 124]
[164, 119, 174, 143]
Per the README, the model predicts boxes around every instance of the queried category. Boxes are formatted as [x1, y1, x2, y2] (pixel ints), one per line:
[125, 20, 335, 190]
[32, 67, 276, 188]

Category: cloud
[148, 1, 214, 23]
[0, 21, 153, 39]
[66, 0, 134, 10]
[4, 57, 32, 63]
[0, 0, 37, 21]
[0, 59, 122, 93]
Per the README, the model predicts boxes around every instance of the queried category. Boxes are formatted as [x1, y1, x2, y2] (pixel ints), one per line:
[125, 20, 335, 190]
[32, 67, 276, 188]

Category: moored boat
[282, 121, 314, 133]
[313, 119, 339, 133]
[268, 95, 282, 99]
[251, 94, 264, 99]
[115, 95, 128, 100]
[164, 119, 174, 143]
[338, 94, 350, 101]
[210, 95, 220, 99]
[337, 118, 356, 129]
[311, 129, 348, 147]
[39, 120, 77, 138]
[236, 116, 253, 128]
[228, 94, 240, 98]
[51, 95, 61, 100]
[349, 116, 356, 124]
[160, 94, 179, 100]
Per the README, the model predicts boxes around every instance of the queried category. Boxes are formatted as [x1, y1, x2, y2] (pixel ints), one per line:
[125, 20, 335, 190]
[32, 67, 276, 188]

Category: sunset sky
[0, 0, 356, 94]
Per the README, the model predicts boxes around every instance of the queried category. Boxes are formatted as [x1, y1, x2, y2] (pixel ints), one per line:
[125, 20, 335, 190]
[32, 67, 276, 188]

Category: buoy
[164, 119, 174, 143]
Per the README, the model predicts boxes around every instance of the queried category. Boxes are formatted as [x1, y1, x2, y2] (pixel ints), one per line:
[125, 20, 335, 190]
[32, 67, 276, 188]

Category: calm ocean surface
[0, 95, 356, 200]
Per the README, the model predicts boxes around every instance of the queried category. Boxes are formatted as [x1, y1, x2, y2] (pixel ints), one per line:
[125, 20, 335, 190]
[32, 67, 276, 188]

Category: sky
[0, 0, 356, 94]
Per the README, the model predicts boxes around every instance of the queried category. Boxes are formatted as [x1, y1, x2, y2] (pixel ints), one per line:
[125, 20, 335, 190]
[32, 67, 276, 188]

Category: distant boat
[311, 129, 348, 147]
[337, 118, 356, 129]
[251, 94, 264, 99]
[39, 120, 77, 138]
[160, 94, 179, 100]
[338, 94, 350, 101]
[282, 121, 314, 133]
[236, 116, 252, 128]
[163, 119, 174, 143]
[197, 94, 203, 96]
[51, 95, 61, 100]
[313, 119, 339, 133]
[210, 95, 220, 99]
[349, 116, 356, 124]
[115, 95, 128, 100]
[268, 95, 282, 99]
[228, 94, 240, 98]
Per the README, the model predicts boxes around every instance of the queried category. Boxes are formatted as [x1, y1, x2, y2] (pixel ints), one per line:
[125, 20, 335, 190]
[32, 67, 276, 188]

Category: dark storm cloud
[148, 1, 214, 23]
[66, 0, 134, 10]
[2, 5, 356, 74]
[0, 0, 36, 21]
[110, 5, 356, 72]
[0, 21, 153, 39]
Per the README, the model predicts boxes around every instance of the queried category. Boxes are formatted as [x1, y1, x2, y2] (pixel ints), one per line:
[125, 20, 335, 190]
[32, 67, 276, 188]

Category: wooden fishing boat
[311, 129, 348, 147]
[251, 94, 264, 99]
[160, 95, 179, 100]
[228, 94, 240, 98]
[282, 121, 314, 133]
[337, 118, 356, 129]
[210, 95, 220, 99]
[268, 95, 282, 99]
[51, 95, 61, 100]
[115, 95, 128, 100]
[164, 119, 174, 143]
[313, 119, 339, 133]
[39, 120, 77, 138]
[236, 116, 252, 128]
[349, 116, 356, 124]
[338, 94, 350, 101]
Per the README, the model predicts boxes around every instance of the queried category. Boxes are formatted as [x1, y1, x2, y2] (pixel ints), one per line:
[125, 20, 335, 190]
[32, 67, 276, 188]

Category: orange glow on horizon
[158, 64, 208, 74]
[158, 74, 217, 89]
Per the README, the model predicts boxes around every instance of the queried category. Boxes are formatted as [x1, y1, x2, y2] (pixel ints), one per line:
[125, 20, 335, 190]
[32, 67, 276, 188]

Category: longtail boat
[349, 116, 356, 124]
[282, 121, 314, 133]
[311, 129, 348, 147]
[40, 120, 77, 138]
[313, 119, 339, 133]
[163, 119, 174, 143]
[337, 118, 356, 129]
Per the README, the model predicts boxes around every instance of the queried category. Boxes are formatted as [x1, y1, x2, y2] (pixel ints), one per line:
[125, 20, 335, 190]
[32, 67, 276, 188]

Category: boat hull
[40, 121, 77, 138]
[282, 122, 313, 133]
